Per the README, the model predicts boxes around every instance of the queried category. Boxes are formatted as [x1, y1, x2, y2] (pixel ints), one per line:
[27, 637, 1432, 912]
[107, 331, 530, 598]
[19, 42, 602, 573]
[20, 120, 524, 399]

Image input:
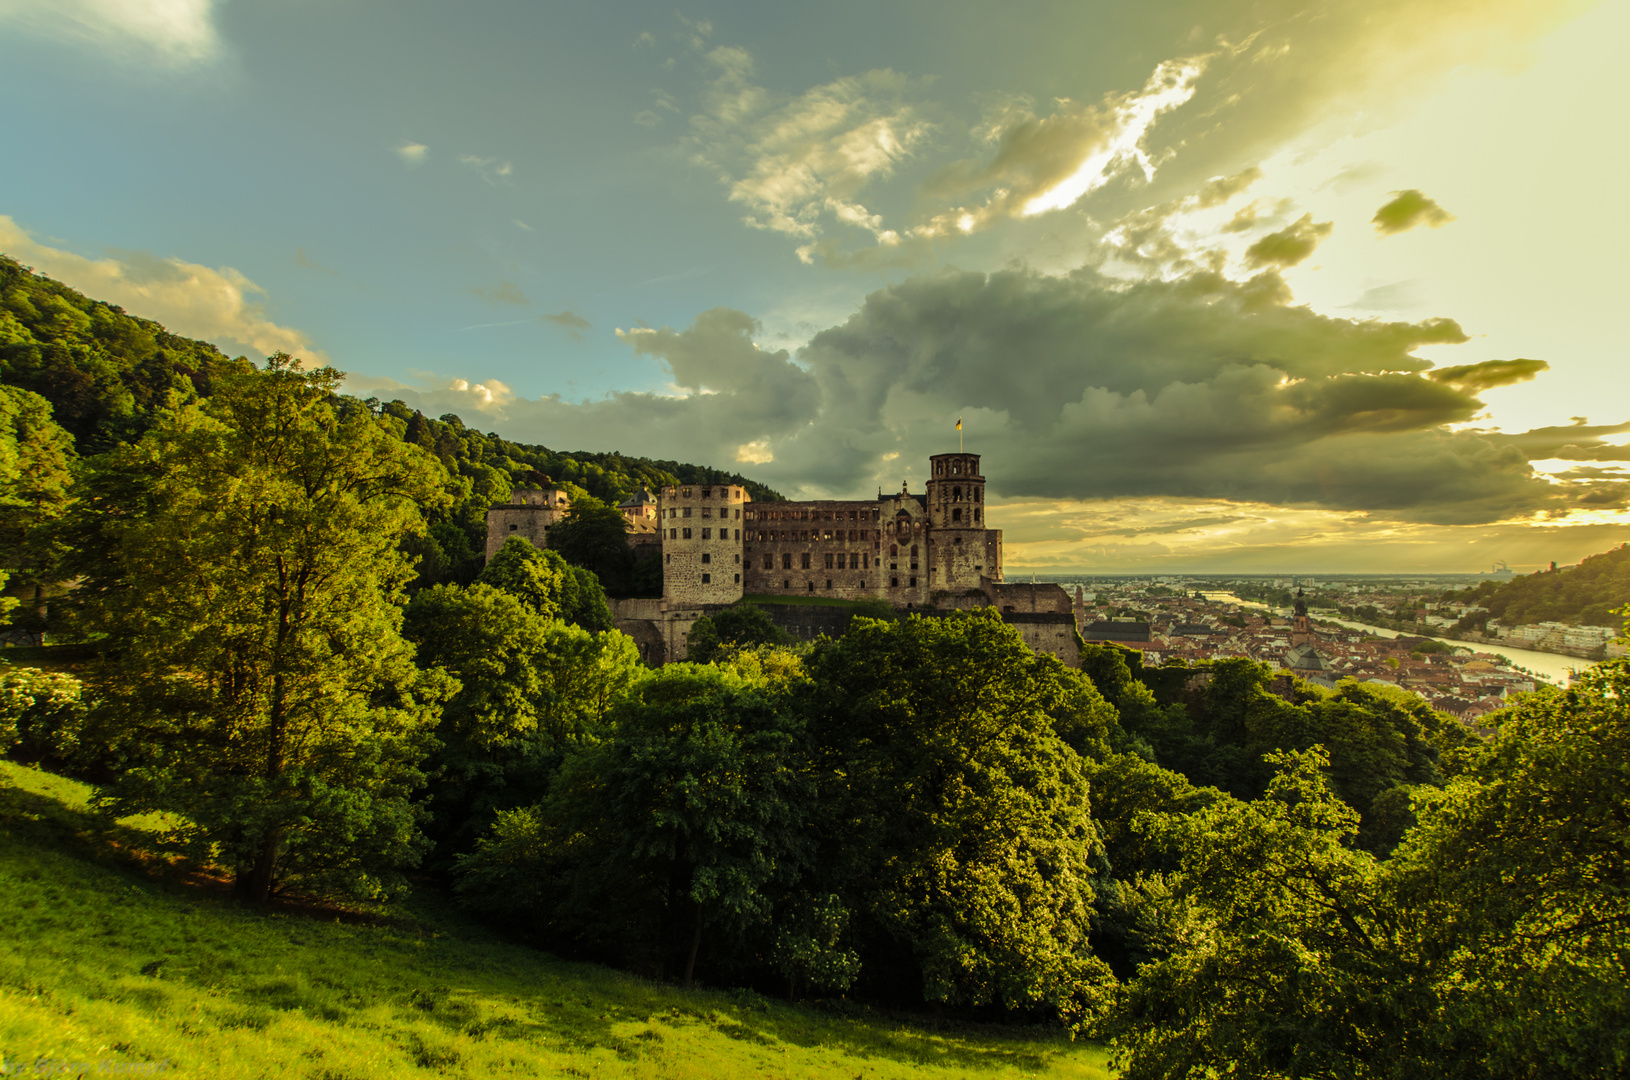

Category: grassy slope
[0, 761, 1111, 1079]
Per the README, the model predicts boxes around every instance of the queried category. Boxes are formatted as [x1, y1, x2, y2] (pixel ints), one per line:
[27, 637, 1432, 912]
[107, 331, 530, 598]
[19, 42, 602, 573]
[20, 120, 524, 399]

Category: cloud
[512, 219, 534, 232]
[1243, 213, 1333, 268]
[1345, 280, 1425, 311]
[0, 214, 325, 363]
[471, 281, 529, 307]
[348, 258, 1625, 528]
[542, 310, 591, 341]
[687, 56, 933, 251]
[1426, 358, 1548, 393]
[395, 143, 429, 166]
[1371, 189, 1456, 235]
[458, 155, 513, 184]
[0, 0, 223, 65]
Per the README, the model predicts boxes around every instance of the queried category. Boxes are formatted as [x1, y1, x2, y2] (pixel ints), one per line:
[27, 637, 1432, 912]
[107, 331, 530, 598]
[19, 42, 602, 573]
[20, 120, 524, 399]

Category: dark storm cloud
[388, 264, 1624, 526]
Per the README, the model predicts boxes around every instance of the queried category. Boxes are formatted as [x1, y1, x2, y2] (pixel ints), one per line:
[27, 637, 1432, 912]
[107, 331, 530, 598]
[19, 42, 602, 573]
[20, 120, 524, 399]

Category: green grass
[0, 760, 1112, 1079]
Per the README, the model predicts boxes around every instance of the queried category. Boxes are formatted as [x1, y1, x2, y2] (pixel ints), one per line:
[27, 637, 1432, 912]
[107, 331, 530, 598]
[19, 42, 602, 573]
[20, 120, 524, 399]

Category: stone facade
[658, 482, 749, 607]
[484, 486, 573, 559]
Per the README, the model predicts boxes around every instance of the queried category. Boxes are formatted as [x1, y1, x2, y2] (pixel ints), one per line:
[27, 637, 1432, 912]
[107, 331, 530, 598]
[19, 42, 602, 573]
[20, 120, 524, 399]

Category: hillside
[0, 759, 1108, 1080]
[0, 253, 780, 551]
[1461, 543, 1630, 628]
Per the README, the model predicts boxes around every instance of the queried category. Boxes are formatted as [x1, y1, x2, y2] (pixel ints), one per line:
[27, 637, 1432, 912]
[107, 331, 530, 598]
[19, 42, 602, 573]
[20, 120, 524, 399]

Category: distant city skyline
[2, 0, 1625, 573]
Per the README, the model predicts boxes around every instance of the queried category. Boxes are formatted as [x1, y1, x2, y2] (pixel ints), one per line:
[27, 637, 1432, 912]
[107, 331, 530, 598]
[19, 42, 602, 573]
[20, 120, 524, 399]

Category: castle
[486, 452, 1079, 666]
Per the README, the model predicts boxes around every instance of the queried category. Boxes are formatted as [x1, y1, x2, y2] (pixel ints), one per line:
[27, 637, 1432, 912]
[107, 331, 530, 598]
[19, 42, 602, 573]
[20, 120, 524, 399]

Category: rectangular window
[764, 554, 773, 569]
[683, 507, 691, 518]
[909, 577, 916, 587]
[849, 553, 859, 569]
[734, 509, 740, 519]
[702, 488, 711, 499]
[682, 528, 692, 539]
[825, 579, 832, 589]
[669, 528, 677, 539]
[701, 553, 711, 564]
[864, 554, 869, 569]
[702, 573, 711, 583]
[702, 507, 711, 518]
[825, 553, 834, 569]
[702, 528, 712, 539]
[782, 553, 792, 570]
[734, 573, 740, 583]
[801, 553, 811, 569]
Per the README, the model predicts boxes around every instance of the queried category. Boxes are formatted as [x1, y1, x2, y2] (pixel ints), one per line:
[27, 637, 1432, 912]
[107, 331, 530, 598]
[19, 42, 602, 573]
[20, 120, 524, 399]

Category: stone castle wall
[659, 483, 748, 607]
[485, 487, 573, 559]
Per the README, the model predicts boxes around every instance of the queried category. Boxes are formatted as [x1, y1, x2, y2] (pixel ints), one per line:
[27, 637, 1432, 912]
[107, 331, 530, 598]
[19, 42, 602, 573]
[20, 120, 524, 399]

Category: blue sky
[2, 0, 1626, 571]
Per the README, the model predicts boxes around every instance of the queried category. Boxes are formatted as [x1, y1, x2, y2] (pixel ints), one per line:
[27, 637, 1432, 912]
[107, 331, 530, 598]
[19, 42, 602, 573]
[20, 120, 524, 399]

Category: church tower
[1291, 587, 1315, 646]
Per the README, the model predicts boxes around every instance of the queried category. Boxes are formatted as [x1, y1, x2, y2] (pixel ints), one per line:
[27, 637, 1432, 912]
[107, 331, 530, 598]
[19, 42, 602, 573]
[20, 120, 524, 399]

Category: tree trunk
[683, 903, 704, 989]
[245, 827, 282, 904]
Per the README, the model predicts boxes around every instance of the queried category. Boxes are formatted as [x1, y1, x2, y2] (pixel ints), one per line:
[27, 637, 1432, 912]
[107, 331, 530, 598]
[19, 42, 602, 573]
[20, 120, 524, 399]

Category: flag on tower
[956, 418, 962, 430]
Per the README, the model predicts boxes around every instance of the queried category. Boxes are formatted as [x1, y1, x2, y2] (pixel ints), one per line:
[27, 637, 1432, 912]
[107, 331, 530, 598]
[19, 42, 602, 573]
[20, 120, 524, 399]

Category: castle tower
[485, 485, 572, 558]
[925, 452, 997, 590]
[660, 482, 748, 606]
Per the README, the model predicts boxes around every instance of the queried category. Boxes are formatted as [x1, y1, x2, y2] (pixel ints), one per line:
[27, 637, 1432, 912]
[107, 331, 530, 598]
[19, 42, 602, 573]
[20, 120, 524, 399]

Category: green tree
[477, 536, 613, 631]
[685, 604, 793, 664]
[456, 662, 811, 986]
[800, 610, 1117, 1028]
[0, 384, 77, 627]
[404, 582, 641, 860]
[547, 494, 636, 595]
[72, 355, 452, 903]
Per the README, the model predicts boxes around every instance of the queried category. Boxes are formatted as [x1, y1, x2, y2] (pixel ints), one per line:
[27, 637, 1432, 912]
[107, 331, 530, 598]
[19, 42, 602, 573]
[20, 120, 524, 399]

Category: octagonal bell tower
[926, 452, 994, 590]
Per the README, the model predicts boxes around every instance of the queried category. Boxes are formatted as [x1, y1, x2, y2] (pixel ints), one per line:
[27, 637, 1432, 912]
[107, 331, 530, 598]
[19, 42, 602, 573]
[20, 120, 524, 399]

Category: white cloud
[0, 0, 222, 64]
[0, 214, 326, 363]
[458, 154, 513, 184]
[735, 439, 773, 464]
[395, 142, 429, 165]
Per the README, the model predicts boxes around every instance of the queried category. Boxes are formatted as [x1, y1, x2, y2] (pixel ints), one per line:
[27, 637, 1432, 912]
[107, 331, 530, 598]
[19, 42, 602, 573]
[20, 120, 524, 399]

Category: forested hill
[0, 253, 780, 557]
[1463, 543, 1630, 628]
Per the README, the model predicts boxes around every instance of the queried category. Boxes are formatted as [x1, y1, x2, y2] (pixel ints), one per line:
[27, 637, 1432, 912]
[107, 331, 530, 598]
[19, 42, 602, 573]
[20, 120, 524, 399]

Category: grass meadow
[0, 759, 1113, 1079]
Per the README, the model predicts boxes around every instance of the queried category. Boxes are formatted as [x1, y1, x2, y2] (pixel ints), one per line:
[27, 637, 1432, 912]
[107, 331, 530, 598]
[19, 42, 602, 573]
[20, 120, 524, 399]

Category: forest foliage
[1457, 542, 1630, 628]
[0, 257, 1626, 1078]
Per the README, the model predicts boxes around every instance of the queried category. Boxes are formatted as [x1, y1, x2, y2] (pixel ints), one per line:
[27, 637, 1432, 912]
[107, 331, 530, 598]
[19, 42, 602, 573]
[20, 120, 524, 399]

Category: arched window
[910, 545, 918, 556]
[952, 508, 962, 522]
[889, 544, 898, 556]
[952, 487, 962, 501]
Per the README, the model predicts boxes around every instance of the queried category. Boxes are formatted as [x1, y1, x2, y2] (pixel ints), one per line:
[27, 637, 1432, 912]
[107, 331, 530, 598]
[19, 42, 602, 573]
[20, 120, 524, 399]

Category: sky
[2, 0, 1626, 574]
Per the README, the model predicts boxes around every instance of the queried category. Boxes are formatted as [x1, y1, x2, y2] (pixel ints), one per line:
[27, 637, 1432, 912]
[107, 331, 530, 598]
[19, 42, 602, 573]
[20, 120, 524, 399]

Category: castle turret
[660, 482, 748, 606]
[485, 485, 572, 558]
[925, 452, 999, 590]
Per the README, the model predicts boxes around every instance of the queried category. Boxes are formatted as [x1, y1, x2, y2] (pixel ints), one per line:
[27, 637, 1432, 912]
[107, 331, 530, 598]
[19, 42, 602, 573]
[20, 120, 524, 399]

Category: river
[1198, 592, 1591, 685]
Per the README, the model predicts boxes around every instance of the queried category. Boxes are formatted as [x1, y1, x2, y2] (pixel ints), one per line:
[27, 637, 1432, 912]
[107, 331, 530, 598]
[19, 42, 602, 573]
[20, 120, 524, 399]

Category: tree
[404, 581, 641, 861]
[477, 536, 613, 631]
[0, 384, 77, 628]
[72, 356, 452, 903]
[455, 662, 812, 986]
[547, 494, 636, 595]
[685, 604, 793, 664]
[800, 610, 1117, 1028]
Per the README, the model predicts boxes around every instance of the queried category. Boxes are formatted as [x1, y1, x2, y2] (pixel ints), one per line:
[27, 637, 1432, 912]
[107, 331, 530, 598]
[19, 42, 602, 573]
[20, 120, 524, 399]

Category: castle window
[823, 530, 832, 541]
[783, 579, 790, 589]
[665, 554, 670, 563]
[952, 487, 961, 501]
[849, 511, 857, 521]
[702, 553, 711, 564]
[974, 509, 981, 522]
[952, 462, 961, 474]
[683, 528, 692, 539]
[954, 536, 962, 544]
[807, 582, 815, 592]
[702, 528, 712, 539]
[952, 508, 962, 522]
[701, 508, 711, 518]
[509, 524, 518, 531]
[734, 573, 740, 583]
[973, 489, 980, 502]
[702, 573, 711, 583]
[683, 489, 692, 498]
[734, 509, 740, 519]
[782, 553, 793, 570]
[734, 554, 740, 563]
[669, 528, 677, 539]
[702, 488, 711, 498]
[825, 553, 834, 569]
[909, 577, 916, 587]
[825, 579, 831, 589]
[911, 545, 918, 556]
[764, 554, 773, 569]
[891, 577, 899, 587]
[683, 507, 691, 518]
[849, 553, 859, 569]
[889, 544, 898, 556]
[801, 553, 811, 569]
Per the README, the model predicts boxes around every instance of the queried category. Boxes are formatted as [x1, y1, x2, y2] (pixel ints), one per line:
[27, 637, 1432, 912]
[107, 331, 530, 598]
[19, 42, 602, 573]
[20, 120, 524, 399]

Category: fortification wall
[660, 483, 747, 607]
